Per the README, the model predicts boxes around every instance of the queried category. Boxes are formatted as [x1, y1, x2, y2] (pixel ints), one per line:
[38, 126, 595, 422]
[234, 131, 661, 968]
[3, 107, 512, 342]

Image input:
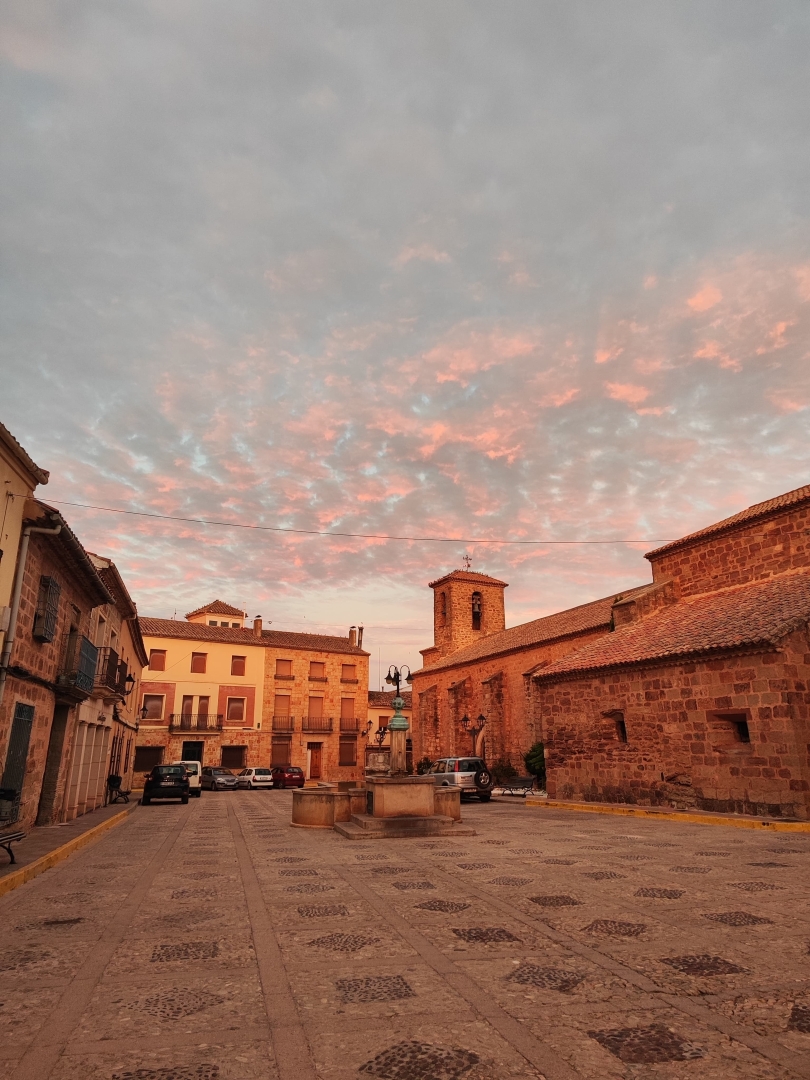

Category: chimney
[253, 616, 263, 638]
[349, 625, 357, 647]
[357, 625, 364, 648]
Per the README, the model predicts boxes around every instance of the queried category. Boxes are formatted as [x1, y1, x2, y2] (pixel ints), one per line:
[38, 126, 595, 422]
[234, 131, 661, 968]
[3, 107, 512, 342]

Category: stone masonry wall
[533, 629, 810, 819]
[649, 502, 810, 597]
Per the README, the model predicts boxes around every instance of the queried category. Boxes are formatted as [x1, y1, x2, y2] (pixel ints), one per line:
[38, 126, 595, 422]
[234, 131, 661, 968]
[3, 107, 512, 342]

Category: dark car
[142, 764, 190, 805]
[270, 765, 305, 789]
[201, 766, 239, 791]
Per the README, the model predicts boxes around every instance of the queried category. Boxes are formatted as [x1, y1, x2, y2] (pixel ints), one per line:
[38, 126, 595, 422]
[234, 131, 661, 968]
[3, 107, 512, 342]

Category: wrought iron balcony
[339, 717, 360, 732]
[302, 716, 333, 733]
[272, 715, 295, 732]
[57, 633, 99, 700]
[168, 714, 224, 732]
[94, 646, 128, 696]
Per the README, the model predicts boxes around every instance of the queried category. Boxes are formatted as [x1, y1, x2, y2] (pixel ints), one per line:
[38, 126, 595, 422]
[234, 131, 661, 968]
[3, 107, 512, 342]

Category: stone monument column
[388, 695, 409, 776]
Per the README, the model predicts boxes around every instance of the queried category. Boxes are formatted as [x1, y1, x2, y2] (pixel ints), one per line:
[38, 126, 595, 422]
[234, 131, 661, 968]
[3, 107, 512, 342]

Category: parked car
[236, 767, 274, 790]
[200, 766, 239, 791]
[173, 760, 202, 797]
[270, 765, 305, 789]
[428, 757, 494, 801]
[142, 765, 190, 805]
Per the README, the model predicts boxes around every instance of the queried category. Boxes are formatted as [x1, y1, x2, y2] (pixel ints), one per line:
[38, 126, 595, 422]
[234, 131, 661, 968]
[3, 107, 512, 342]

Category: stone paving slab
[2, 792, 809, 1080]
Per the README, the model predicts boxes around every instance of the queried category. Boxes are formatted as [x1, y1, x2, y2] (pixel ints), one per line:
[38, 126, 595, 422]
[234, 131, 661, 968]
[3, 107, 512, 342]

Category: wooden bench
[108, 788, 130, 804]
[0, 830, 26, 865]
[498, 776, 536, 796]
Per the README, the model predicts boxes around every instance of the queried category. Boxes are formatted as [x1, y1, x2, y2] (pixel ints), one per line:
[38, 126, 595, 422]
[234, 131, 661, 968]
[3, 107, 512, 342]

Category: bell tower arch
[421, 569, 508, 663]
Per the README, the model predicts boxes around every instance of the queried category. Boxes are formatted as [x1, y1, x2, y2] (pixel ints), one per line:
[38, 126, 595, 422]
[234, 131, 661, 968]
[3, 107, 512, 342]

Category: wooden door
[307, 742, 322, 780]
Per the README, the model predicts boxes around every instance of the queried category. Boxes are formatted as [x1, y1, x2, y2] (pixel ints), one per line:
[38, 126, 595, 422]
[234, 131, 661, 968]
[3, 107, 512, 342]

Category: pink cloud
[767, 391, 808, 413]
[394, 244, 451, 267]
[643, 275, 658, 290]
[687, 284, 723, 312]
[604, 382, 650, 406]
[693, 340, 741, 371]
[595, 346, 624, 364]
[538, 388, 580, 408]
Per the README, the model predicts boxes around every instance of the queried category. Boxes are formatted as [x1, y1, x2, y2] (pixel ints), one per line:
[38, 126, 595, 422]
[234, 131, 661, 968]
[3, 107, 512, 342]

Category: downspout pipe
[0, 523, 62, 709]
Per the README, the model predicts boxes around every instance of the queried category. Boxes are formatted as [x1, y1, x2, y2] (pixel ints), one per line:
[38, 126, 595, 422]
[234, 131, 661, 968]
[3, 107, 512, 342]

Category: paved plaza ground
[1, 793, 809, 1080]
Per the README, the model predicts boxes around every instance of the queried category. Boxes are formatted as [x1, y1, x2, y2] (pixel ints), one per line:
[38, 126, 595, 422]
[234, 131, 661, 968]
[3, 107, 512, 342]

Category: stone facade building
[411, 485, 810, 820]
[137, 603, 369, 784]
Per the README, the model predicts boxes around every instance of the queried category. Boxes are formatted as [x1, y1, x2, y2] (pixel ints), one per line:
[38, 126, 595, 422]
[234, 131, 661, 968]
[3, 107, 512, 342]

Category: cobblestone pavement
[1, 794, 809, 1080]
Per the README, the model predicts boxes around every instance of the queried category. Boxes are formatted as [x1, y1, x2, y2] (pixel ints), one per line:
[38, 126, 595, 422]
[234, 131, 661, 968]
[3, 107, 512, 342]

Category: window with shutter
[33, 577, 61, 642]
[339, 737, 357, 766]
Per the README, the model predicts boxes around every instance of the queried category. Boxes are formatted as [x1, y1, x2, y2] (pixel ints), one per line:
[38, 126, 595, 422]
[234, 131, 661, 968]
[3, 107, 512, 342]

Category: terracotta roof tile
[185, 599, 246, 618]
[0, 421, 49, 486]
[534, 571, 810, 682]
[646, 484, 810, 560]
[417, 585, 650, 675]
[428, 569, 509, 589]
[368, 690, 412, 708]
[140, 617, 368, 655]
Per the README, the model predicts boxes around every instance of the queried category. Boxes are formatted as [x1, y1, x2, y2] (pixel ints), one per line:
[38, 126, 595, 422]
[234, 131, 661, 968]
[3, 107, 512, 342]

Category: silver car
[236, 767, 274, 790]
[201, 767, 239, 791]
[429, 757, 493, 802]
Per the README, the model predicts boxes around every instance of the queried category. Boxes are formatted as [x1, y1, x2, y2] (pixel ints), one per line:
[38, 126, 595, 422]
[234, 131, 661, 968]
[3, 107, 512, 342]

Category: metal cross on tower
[462, 554, 472, 570]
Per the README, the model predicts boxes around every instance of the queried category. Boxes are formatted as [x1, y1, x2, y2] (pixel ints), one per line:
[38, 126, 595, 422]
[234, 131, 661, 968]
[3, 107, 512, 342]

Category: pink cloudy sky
[2, 2, 810, 683]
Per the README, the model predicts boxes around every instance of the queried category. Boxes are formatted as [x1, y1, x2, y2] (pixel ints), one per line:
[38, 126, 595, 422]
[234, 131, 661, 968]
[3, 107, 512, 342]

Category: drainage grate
[42, 916, 85, 927]
[488, 876, 532, 886]
[112, 1067, 220, 1080]
[279, 868, 319, 877]
[451, 927, 519, 943]
[392, 880, 435, 891]
[483, 839, 510, 845]
[136, 989, 224, 1020]
[159, 908, 217, 928]
[509, 963, 583, 992]
[732, 881, 785, 892]
[512, 848, 540, 855]
[433, 851, 467, 857]
[416, 900, 471, 913]
[336, 974, 415, 1003]
[360, 1041, 479, 1080]
[767, 847, 806, 854]
[619, 855, 651, 861]
[635, 888, 684, 899]
[695, 851, 732, 857]
[298, 904, 348, 918]
[703, 911, 774, 926]
[788, 1004, 810, 1033]
[583, 919, 646, 938]
[583, 871, 626, 880]
[457, 862, 494, 870]
[356, 854, 389, 861]
[0, 947, 53, 971]
[670, 866, 712, 874]
[529, 894, 582, 907]
[150, 942, 219, 963]
[661, 954, 746, 976]
[170, 888, 217, 901]
[372, 867, 411, 875]
[588, 1024, 703, 1064]
[749, 862, 790, 868]
[542, 858, 575, 865]
[275, 856, 306, 863]
[285, 883, 334, 894]
[309, 933, 380, 952]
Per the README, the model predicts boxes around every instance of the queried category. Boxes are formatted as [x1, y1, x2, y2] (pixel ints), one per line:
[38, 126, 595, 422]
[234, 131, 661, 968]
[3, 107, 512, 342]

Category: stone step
[334, 814, 476, 840]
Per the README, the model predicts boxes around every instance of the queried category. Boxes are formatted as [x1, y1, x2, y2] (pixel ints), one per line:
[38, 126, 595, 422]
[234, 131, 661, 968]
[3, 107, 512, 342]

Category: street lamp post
[460, 713, 487, 756]
[384, 664, 411, 776]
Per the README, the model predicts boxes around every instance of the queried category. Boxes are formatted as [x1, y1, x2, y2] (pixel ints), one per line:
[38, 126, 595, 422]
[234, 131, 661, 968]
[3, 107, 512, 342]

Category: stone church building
[410, 483, 810, 820]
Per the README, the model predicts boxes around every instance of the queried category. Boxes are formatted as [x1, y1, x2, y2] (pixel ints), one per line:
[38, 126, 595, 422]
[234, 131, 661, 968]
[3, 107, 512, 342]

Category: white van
[173, 760, 202, 797]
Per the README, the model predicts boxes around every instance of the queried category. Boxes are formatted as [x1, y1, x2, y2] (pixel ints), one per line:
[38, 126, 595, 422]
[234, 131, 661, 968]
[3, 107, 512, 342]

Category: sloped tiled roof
[185, 599, 246, 618]
[647, 484, 810, 560]
[534, 571, 810, 683]
[368, 690, 412, 708]
[0, 421, 49, 485]
[428, 569, 509, 589]
[417, 585, 650, 675]
[140, 617, 368, 655]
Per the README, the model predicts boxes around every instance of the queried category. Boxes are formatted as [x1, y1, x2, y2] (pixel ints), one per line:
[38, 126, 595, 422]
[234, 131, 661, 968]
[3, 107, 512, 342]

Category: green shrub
[523, 742, 546, 789]
[415, 756, 434, 775]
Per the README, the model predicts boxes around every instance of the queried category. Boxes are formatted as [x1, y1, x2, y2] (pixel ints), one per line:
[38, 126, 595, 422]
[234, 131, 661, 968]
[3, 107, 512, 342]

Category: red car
[271, 765, 305, 789]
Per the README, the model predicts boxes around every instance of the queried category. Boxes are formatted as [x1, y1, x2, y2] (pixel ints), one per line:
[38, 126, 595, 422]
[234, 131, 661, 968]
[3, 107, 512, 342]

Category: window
[440, 591, 447, 627]
[33, 576, 61, 643]
[275, 658, 293, 677]
[710, 712, 752, 747]
[271, 737, 292, 766]
[339, 736, 357, 766]
[96, 614, 107, 647]
[141, 694, 165, 720]
[231, 622, 241, 628]
[308, 696, 323, 718]
[190, 652, 207, 673]
[471, 591, 482, 631]
[221, 745, 246, 769]
[148, 649, 166, 671]
[227, 698, 245, 722]
[208, 620, 218, 626]
[134, 746, 163, 773]
[616, 718, 628, 742]
[231, 655, 246, 676]
[341, 664, 357, 681]
[274, 695, 290, 716]
[198, 696, 210, 717]
[181, 695, 194, 716]
[340, 698, 355, 719]
[309, 661, 325, 679]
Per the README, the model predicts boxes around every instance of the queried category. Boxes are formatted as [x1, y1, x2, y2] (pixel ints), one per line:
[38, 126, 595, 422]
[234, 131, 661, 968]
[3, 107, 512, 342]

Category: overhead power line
[45, 499, 674, 546]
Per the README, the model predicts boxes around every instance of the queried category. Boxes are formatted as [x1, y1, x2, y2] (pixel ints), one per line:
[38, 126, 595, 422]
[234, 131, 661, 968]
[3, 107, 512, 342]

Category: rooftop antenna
[462, 554, 472, 570]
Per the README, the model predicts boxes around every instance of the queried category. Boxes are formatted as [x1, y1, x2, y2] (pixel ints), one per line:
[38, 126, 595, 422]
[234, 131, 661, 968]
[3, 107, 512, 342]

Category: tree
[523, 742, 546, 789]
[415, 756, 434, 775]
